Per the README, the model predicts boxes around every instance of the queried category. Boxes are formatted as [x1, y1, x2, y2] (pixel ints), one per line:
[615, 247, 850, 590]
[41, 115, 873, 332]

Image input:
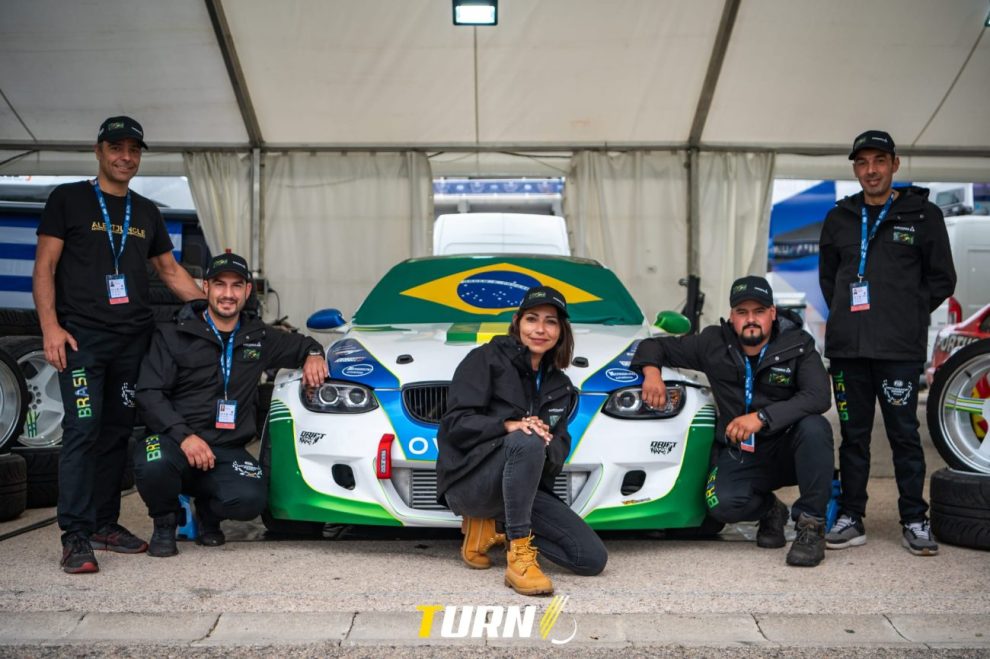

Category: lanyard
[743, 344, 769, 414]
[91, 180, 131, 275]
[203, 312, 240, 400]
[535, 368, 543, 392]
[858, 192, 894, 280]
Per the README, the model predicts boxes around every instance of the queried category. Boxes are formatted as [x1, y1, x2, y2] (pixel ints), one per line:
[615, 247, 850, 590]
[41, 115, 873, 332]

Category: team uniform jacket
[630, 310, 831, 444]
[136, 300, 322, 448]
[818, 186, 956, 361]
[436, 335, 578, 504]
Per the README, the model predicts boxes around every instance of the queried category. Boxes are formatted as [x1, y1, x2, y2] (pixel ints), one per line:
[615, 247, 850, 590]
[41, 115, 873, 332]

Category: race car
[262, 255, 718, 533]
[926, 303, 990, 474]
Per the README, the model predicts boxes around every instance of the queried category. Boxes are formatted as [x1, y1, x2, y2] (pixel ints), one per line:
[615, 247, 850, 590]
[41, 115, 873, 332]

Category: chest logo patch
[241, 347, 261, 361]
[892, 231, 915, 245]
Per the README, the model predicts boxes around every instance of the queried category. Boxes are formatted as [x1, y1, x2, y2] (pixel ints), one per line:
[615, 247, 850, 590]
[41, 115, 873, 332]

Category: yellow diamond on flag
[401, 263, 600, 315]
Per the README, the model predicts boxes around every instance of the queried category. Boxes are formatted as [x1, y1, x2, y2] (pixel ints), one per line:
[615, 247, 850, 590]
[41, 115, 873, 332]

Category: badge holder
[850, 280, 870, 312]
[216, 399, 237, 430]
[740, 435, 755, 453]
[106, 274, 129, 305]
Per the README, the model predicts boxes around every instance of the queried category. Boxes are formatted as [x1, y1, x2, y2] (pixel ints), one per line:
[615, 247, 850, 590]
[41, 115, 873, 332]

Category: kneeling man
[134, 253, 328, 556]
[632, 276, 834, 566]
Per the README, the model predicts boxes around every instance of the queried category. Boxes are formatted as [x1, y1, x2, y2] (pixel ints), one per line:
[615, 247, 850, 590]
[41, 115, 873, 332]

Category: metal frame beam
[204, 0, 263, 147]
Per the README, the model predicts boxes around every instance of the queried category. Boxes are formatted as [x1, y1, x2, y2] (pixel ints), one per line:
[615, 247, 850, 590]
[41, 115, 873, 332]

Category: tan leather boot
[460, 517, 505, 569]
[504, 535, 553, 596]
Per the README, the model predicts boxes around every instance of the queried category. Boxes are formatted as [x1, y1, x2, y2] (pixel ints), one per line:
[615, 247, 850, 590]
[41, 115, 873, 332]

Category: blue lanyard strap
[858, 192, 894, 280]
[743, 344, 769, 413]
[203, 312, 240, 399]
[535, 368, 543, 392]
[91, 180, 131, 276]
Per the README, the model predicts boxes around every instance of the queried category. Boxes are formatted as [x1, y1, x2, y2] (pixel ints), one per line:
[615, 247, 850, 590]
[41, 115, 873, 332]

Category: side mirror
[306, 308, 346, 331]
[653, 310, 691, 336]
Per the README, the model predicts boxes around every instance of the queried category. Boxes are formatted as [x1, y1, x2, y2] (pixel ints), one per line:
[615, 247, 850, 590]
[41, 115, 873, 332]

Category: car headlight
[603, 383, 685, 419]
[300, 380, 379, 413]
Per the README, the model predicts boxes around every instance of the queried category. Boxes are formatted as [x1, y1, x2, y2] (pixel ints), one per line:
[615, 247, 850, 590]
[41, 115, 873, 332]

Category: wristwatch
[756, 409, 770, 430]
[307, 349, 324, 357]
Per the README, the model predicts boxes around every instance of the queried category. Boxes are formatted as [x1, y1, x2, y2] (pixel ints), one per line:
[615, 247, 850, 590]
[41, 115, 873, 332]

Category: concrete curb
[1, 612, 988, 652]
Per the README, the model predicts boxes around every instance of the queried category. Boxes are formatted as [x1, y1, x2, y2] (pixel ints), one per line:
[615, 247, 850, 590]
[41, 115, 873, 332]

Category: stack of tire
[926, 339, 990, 551]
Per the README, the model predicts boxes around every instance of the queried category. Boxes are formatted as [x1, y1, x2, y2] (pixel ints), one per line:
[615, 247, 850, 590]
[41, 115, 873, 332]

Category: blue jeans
[444, 430, 607, 576]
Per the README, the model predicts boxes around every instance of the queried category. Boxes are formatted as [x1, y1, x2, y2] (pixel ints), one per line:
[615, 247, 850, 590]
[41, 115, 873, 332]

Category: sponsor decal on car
[650, 440, 676, 455]
[299, 431, 325, 445]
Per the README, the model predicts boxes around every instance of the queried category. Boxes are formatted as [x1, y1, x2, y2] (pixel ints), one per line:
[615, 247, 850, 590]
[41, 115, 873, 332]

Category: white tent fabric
[2, 0, 988, 159]
[262, 152, 433, 326]
[183, 152, 253, 260]
[697, 152, 775, 325]
[564, 151, 688, 316]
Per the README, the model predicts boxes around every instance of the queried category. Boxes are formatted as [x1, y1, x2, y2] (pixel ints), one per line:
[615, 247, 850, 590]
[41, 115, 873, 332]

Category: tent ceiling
[1, 0, 988, 156]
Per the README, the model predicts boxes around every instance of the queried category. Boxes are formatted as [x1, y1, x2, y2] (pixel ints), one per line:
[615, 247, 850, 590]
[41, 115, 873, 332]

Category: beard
[210, 298, 242, 319]
[739, 325, 766, 346]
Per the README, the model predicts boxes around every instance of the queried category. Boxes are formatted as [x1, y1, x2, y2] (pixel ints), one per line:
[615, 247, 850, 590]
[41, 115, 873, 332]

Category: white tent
[2, 0, 988, 322]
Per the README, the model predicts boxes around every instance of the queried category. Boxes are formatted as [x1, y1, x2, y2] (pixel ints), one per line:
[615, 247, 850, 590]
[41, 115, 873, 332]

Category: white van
[928, 214, 990, 356]
[432, 213, 571, 256]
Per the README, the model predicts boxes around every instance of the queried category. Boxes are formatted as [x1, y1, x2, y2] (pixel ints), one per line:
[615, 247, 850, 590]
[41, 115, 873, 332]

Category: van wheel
[0, 337, 63, 448]
[930, 468, 990, 550]
[0, 452, 27, 521]
[926, 339, 990, 474]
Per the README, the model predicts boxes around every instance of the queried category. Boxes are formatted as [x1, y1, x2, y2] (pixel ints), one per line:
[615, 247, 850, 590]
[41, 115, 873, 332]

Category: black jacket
[818, 186, 956, 361]
[136, 300, 323, 448]
[630, 309, 831, 443]
[436, 335, 577, 504]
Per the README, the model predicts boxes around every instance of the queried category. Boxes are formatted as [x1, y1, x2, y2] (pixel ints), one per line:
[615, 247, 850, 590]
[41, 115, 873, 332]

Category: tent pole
[251, 147, 261, 277]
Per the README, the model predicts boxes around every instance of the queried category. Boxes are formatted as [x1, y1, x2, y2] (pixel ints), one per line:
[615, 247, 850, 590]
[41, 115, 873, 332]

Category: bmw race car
[262, 255, 718, 533]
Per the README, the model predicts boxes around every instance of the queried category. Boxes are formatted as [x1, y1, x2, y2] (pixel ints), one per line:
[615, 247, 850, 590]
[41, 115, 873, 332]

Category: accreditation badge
[740, 434, 755, 453]
[215, 399, 237, 429]
[106, 274, 129, 305]
[850, 281, 870, 312]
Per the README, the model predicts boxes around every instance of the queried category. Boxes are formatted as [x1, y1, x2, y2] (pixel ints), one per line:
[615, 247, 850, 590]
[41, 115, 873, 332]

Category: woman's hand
[504, 416, 553, 445]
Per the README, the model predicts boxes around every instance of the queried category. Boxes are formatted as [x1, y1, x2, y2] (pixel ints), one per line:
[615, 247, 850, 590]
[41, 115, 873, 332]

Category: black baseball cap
[518, 285, 568, 318]
[205, 252, 251, 282]
[97, 116, 148, 149]
[729, 276, 774, 308]
[849, 129, 895, 160]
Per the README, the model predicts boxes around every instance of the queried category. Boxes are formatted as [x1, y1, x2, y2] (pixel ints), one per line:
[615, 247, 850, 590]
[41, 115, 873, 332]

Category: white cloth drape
[262, 152, 433, 327]
[182, 152, 253, 259]
[697, 151, 775, 325]
[565, 150, 688, 319]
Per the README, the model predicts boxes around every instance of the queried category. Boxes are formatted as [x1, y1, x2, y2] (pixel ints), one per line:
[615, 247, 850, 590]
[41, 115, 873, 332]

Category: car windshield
[353, 255, 644, 326]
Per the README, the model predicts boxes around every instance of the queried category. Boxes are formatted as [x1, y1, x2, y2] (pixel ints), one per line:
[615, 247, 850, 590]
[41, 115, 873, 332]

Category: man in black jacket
[134, 253, 328, 557]
[632, 276, 833, 567]
[819, 130, 956, 557]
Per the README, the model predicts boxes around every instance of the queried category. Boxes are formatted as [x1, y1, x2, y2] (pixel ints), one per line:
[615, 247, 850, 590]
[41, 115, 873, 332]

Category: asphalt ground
[0, 394, 988, 656]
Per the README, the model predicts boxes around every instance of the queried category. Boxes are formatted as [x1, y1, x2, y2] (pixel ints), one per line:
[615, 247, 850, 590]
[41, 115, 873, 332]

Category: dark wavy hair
[508, 308, 574, 371]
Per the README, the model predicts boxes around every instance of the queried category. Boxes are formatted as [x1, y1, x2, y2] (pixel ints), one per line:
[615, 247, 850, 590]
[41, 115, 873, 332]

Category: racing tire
[0, 346, 29, 454]
[926, 339, 990, 474]
[0, 309, 41, 337]
[0, 336, 64, 448]
[0, 451, 27, 521]
[11, 445, 60, 509]
[929, 468, 990, 551]
[665, 514, 725, 539]
[260, 509, 325, 538]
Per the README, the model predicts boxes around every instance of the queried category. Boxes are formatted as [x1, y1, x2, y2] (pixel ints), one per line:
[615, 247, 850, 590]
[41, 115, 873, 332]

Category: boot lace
[511, 537, 541, 570]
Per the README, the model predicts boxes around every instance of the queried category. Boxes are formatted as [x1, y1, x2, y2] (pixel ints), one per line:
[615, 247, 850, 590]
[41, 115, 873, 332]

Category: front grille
[402, 383, 449, 424]
[396, 469, 579, 511]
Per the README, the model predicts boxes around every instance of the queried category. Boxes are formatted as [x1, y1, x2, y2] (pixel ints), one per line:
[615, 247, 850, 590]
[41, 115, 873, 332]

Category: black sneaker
[195, 500, 226, 547]
[148, 513, 179, 558]
[825, 514, 866, 549]
[902, 519, 939, 556]
[90, 523, 149, 554]
[786, 513, 825, 567]
[756, 495, 789, 549]
[61, 533, 99, 574]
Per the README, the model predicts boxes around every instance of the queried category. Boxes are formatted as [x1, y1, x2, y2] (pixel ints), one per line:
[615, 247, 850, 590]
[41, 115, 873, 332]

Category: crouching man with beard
[631, 276, 834, 566]
[133, 253, 328, 556]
